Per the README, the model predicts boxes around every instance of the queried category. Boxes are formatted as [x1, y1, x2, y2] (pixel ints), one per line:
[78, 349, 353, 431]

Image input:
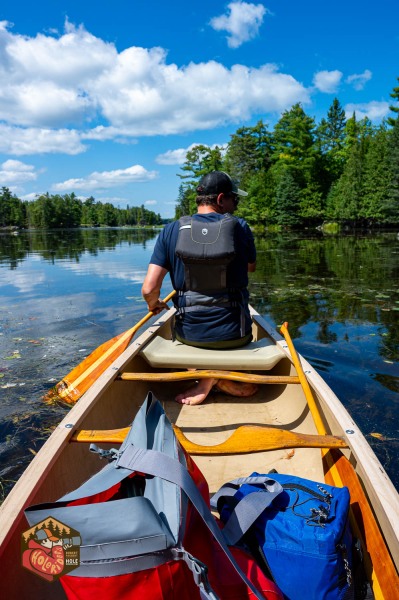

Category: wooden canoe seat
[140, 336, 285, 370]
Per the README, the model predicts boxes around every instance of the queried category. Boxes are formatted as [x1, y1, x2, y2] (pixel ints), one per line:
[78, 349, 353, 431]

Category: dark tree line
[175, 78, 399, 230]
[0, 190, 163, 229]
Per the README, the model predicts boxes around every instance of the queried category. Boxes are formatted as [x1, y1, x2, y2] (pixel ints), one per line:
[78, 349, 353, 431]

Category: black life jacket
[175, 214, 246, 315]
[175, 214, 239, 292]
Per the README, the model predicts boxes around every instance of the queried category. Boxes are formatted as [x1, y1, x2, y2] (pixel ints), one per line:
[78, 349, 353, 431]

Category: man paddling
[141, 171, 257, 404]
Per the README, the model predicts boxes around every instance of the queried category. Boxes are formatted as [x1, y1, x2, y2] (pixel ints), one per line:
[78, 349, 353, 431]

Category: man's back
[150, 212, 255, 346]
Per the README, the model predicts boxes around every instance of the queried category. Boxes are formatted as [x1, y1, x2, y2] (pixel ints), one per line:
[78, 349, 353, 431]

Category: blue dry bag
[212, 472, 353, 600]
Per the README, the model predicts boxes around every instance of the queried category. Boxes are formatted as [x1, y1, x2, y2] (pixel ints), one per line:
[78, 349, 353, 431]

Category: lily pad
[370, 432, 385, 441]
[4, 352, 21, 359]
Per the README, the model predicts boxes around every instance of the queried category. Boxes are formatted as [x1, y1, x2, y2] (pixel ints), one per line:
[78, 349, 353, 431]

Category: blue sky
[0, 1, 398, 218]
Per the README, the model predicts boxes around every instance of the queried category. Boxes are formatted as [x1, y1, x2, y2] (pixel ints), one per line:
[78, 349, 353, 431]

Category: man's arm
[142, 263, 169, 314]
[248, 262, 256, 273]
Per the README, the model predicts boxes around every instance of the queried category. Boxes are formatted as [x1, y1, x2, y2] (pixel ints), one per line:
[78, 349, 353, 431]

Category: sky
[0, 1, 398, 218]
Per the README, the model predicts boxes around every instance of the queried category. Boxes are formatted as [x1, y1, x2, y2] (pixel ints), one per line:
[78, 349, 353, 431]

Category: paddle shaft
[280, 322, 399, 598]
[120, 371, 300, 384]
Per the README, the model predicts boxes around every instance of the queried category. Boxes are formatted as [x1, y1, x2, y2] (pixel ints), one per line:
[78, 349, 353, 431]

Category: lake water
[0, 228, 398, 500]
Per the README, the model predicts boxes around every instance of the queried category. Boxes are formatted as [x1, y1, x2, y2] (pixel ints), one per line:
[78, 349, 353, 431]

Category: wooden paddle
[120, 370, 300, 384]
[43, 290, 176, 405]
[72, 424, 348, 454]
[280, 322, 399, 599]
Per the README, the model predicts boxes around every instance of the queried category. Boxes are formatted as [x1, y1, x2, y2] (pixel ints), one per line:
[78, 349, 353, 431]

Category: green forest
[1, 78, 398, 231]
[0, 191, 163, 229]
[176, 78, 399, 230]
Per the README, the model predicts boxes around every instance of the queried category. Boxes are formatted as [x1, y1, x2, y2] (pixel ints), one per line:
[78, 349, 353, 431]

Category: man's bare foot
[175, 378, 218, 405]
[215, 380, 259, 397]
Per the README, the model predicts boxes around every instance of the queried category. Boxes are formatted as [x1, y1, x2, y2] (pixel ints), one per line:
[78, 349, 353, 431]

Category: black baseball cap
[196, 171, 248, 197]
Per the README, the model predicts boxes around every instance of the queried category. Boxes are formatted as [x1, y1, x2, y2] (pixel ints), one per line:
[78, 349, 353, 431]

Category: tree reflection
[0, 228, 159, 269]
[250, 231, 399, 356]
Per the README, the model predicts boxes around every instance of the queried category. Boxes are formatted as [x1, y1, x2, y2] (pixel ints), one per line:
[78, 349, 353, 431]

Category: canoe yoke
[139, 336, 285, 370]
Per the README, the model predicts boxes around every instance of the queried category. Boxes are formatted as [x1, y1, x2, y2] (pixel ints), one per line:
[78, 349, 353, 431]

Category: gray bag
[25, 392, 265, 599]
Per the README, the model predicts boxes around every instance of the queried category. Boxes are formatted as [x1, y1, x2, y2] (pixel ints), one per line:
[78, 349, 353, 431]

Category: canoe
[0, 305, 398, 598]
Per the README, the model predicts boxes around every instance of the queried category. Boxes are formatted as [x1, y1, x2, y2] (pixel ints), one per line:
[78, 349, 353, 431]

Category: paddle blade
[43, 327, 135, 405]
[72, 425, 348, 455]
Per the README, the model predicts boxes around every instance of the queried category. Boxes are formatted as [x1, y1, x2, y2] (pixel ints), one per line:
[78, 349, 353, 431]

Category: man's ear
[216, 193, 224, 207]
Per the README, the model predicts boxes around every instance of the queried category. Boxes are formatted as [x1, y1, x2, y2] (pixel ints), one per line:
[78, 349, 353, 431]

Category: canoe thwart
[119, 371, 300, 384]
[71, 425, 348, 455]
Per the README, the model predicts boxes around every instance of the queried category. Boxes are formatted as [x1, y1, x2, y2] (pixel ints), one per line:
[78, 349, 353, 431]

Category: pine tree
[176, 144, 224, 218]
[224, 120, 272, 182]
[361, 124, 391, 223]
[274, 167, 302, 227]
[178, 145, 224, 186]
[236, 169, 276, 226]
[326, 142, 364, 224]
[387, 76, 399, 127]
[174, 184, 196, 218]
[273, 104, 316, 167]
[385, 117, 399, 222]
[299, 182, 324, 224]
[316, 98, 346, 181]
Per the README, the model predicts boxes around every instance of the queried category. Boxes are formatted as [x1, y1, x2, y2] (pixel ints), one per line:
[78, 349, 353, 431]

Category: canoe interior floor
[146, 379, 326, 494]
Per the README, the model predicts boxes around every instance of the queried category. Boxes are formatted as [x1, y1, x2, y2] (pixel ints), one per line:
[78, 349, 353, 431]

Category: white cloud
[346, 69, 372, 91]
[0, 269, 46, 293]
[52, 164, 158, 192]
[156, 147, 194, 165]
[145, 200, 157, 206]
[0, 124, 86, 155]
[0, 20, 310, 155]
[93, 60, 309, 135]
[313, 70, 343, 93]
[344, 101, 390, 121]
[95, 196, 132, 206]
[20, 192, 40, 201]
[0, 159, 37, 185]
[156, 142, 227, 165]
[0, 20, 114, 127]
[81, 126, 138, 145]
[60, 258, 147, 283]
[210, 2, 267, 48]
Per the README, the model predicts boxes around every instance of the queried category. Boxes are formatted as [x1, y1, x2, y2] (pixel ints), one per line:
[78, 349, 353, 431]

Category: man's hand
[142, 264, 169, 315]
[148, 299, 170, 315]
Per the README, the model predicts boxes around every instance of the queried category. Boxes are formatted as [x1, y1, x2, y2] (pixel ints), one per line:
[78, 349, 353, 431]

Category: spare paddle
[71, 424, 347, 454]
[280, 322, 399, 599]
[44, 290, 176, 405]
[119, 370, 300, 384]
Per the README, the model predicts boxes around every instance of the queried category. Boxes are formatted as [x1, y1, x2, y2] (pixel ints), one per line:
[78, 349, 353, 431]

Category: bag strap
[117, 445, 266, 600]
[209, 476, 283, 545]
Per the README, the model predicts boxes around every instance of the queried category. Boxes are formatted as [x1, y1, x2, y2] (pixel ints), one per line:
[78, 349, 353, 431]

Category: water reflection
[251, 232, 399, 362]
[0, 227, 159, 269]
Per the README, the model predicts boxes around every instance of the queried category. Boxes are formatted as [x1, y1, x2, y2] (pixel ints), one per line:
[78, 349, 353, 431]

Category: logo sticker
[22, 517, 81, 582]
[202, 228, 208, 235]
